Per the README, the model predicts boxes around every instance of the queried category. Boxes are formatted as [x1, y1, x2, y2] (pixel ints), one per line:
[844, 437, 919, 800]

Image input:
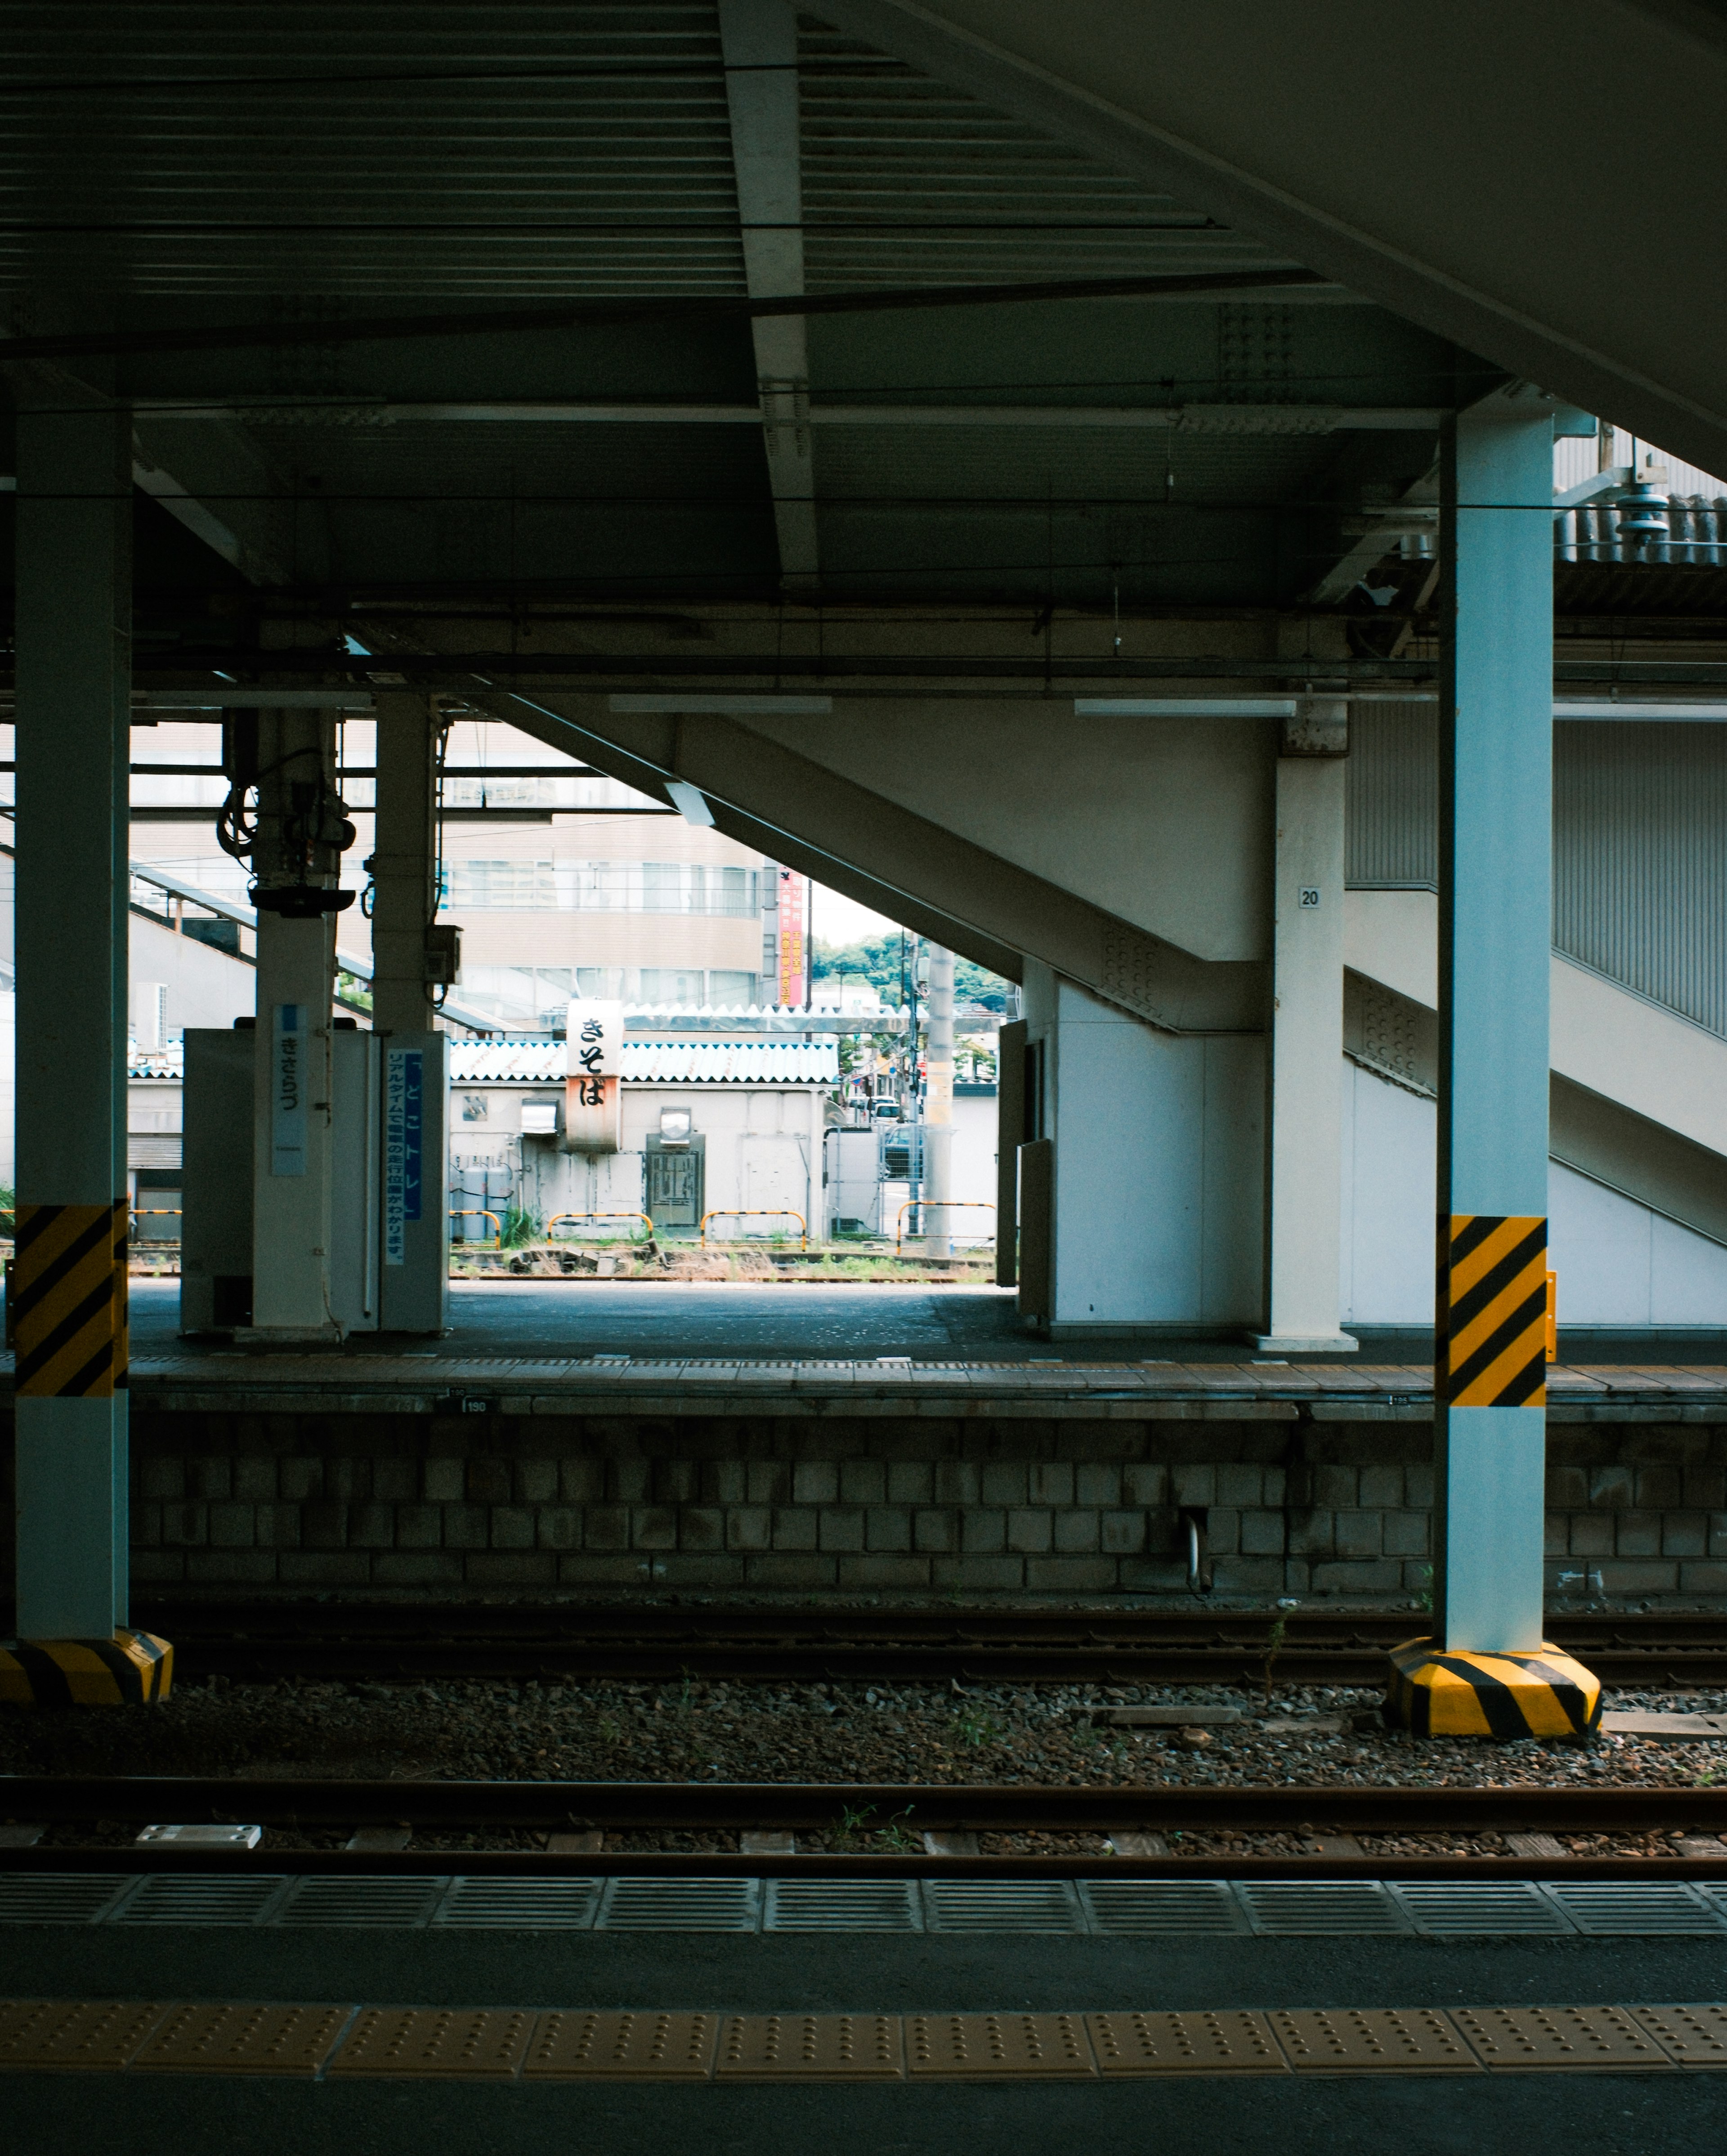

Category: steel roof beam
[720, 0, 819, 591]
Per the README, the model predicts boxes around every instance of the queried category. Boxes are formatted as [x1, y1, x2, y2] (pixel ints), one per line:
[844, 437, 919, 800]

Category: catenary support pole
[244, 709, 341, 1343]
[11, 389, 133, 1646]
[923, 944, 955, 1257]
[1387, 387, 1599, 1740]
[1255, 698, 1356, 1353]
[369, 691, 439, 1035]
[371, 691, 451, 1335]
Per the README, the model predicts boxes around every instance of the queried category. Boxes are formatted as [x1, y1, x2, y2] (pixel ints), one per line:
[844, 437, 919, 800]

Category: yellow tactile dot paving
[0, 1999, 169, 2071]
[1087, 2011, 1285, 2074]
[525, 2010, 718, 2080]
[1631, 2005, 1727, 2068]
[716, 2014, 904, 2079]
[906, 2014, 1096, 2078]
[1454, 2007, 1674, 2071]
[129, 2003, 353, 2075]
[1271, 2009, 1481, 2073]
[329, 2007, 535, 2078]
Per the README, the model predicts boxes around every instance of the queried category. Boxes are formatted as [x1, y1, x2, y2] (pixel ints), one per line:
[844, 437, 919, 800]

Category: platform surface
[0, 1284, 1718, 1420]
[1, 1889, 1722, 2153]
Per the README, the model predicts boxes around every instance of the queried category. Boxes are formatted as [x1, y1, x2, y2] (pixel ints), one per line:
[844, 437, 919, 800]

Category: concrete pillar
[1256, 699, 1356, 1353]
[368, 691, 438, 1035]
[923, 944, 954, 1257]
[13, 391, 132, 1638]
[246, 710, 343, 1342]
[1433, 393, 1555, 1655]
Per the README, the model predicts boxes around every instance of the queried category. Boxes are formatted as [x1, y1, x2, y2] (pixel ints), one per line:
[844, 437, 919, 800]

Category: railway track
[131, 1603, 1727, 1688]
[4, 1775, 1727, 1880]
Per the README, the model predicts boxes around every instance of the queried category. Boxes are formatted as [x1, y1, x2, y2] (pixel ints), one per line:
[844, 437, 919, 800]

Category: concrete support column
[923, 943, 954, 1257]
[1433, 392, 1556, 1656]
[368, 691, 438, 1035]
[1256, 700, 1355, 1354]
[246, 710, 341, 1342]
[12, 392, 131, 1638]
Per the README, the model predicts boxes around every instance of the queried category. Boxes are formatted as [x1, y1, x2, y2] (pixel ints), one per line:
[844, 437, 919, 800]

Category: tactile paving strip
[906, 2013, 1097, 2077]
[525, 2011, 718, 2079]
[129, 2003, 353, 2075]
[1271, 2008, 1481, 2073]
[1087, 2010, 1284, 2073]
[1630, 2005, 1727, 2068]
[0, 1998, 169, 2070]
[329, 2007, 536, 2078]
[716, 2014, 905, 2079]
[1453, 2006, 1675, 2070]
[11, 1997, 1727, 2080]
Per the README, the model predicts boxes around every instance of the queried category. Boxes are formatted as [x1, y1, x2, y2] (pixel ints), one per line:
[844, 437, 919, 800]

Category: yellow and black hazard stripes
[1437, 1213, 1548, 1408]
[0, 1629, 171, 1708]
[13, 1199, 128, 1398]
[1386, 1636, 1601, 1740]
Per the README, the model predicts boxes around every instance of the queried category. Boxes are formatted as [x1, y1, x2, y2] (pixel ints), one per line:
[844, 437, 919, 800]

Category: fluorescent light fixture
[608, 694, 832, 715]
[1074, 698, 1298, 718]
[1553, 701, 1727, 721]
[665, 778, 716, 826]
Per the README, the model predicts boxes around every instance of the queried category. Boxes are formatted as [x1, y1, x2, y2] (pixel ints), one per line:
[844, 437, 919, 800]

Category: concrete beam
[498, 694, 1267, 1030]
[819, 0, 1727, 478]
[130, 410, 303, 589]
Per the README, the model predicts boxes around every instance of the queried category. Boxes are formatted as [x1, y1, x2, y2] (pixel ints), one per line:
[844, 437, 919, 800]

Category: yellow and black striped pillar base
[13, 1198, 129, 1399]
[1386, 1637, 1601, 1740]
[0, 1631, 173, 1708]
[1437, 1213, 1548, 1408]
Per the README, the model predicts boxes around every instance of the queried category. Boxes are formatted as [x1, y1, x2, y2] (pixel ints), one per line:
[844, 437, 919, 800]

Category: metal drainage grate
[434, 1877, 603, 1929]
[274, 1876, 450, 1928]
[1078, 1880, 1248, 1937]
[1544, 1882, 1727, 1936]
[921, 1880, 1085, 1934]
[1235, 1882, 1411, 1937]
[764, 1878, 923, 1933]
[595, 1878, 762, 1932]
[1389, 1882, 1576, 1937]
[0, 1873, 137, 1926]
[108, 1874, 294, 1927]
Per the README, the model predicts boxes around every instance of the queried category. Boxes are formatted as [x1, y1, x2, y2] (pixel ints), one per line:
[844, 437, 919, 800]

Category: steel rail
[1, 1848, 1725, 1882]
[6, 1777, 1727, 1837]
[132, 1603, 1727, 1688]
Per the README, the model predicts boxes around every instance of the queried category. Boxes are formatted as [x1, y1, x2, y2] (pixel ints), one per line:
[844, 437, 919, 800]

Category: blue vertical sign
[384, 1047, 424, 1266]
[270, 1004, 306, 1176]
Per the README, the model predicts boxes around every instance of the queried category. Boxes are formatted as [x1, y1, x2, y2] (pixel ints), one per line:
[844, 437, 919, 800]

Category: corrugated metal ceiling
[0, 4, 1296, 297]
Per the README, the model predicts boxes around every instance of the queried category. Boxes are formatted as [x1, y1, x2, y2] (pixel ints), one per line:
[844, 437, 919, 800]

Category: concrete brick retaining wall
[6, 1408, 1716, 1605]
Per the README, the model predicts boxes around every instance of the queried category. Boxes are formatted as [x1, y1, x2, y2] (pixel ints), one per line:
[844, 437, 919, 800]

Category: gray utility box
[180, 1027, 448, 1336]
[823, 1125, 882, 1236]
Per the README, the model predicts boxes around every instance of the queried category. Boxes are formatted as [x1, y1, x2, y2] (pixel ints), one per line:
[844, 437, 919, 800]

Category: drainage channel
[4, 1871, 1727, 1937]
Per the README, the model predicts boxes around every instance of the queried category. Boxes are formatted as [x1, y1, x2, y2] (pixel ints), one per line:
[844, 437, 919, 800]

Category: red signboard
[776, 868, 808, 1006]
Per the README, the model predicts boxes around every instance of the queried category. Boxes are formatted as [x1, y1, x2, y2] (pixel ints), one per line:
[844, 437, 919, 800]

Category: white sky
[809, 882, 903, 950]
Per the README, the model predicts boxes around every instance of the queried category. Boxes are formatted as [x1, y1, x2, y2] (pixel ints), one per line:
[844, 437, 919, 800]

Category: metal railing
[449, 1207, 502, 1248]
[895, 1199, 995, 1254]
[546, 1211, 655, 1242]
[130, 1206, 182, 1241]
[699, 1208, 807, 1251]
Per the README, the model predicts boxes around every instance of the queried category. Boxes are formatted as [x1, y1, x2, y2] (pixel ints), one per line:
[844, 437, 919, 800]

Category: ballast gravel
[4, 1673, 1727, 1843]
